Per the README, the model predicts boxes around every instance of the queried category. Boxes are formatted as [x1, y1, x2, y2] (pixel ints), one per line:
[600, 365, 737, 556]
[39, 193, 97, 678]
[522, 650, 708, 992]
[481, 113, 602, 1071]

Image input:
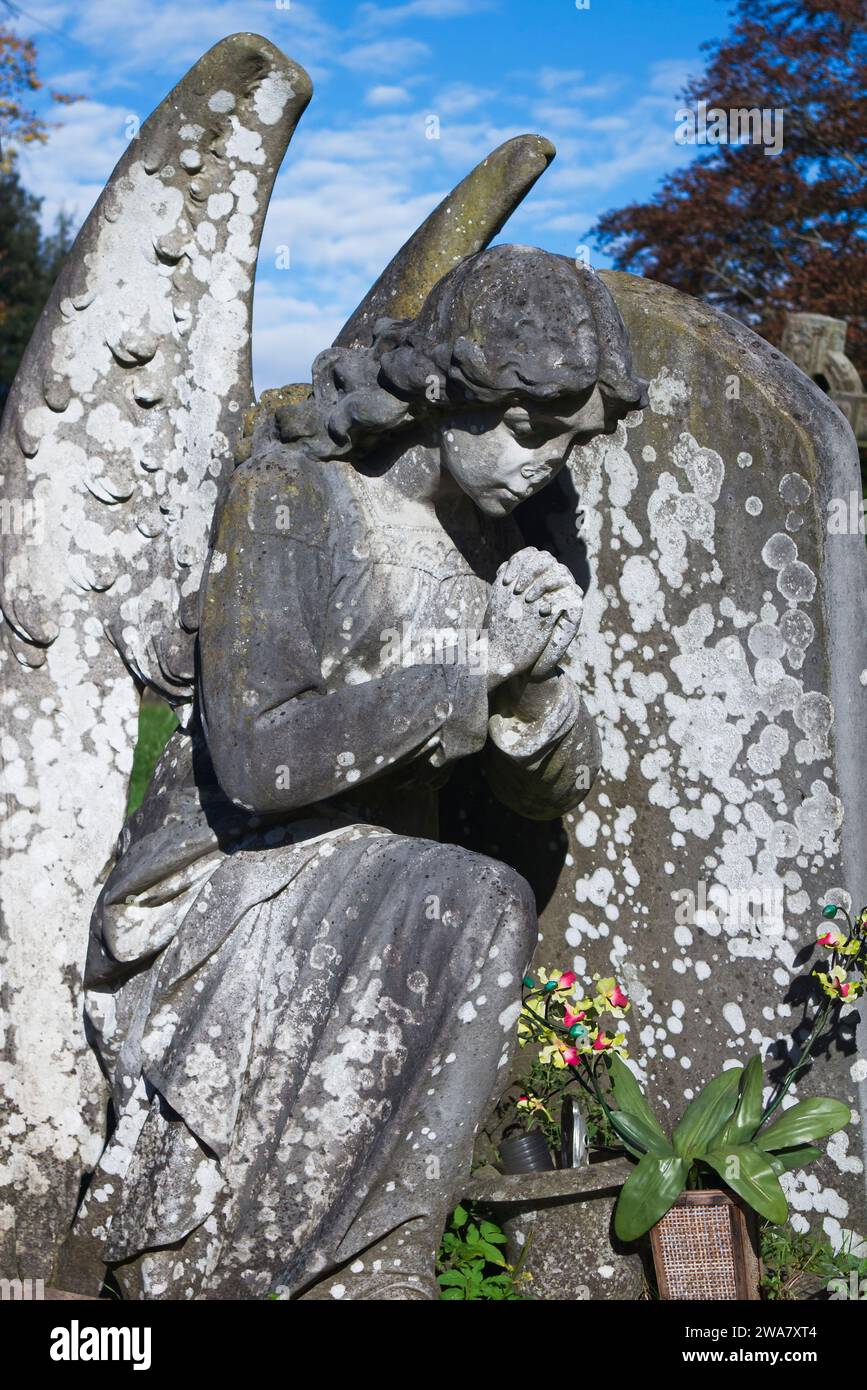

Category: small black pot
[499, 1131, 556, 1174]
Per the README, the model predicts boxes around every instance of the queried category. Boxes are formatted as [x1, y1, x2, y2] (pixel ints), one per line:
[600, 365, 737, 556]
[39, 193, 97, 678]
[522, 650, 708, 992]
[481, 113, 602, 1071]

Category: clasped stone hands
[485, 546, 583, 691]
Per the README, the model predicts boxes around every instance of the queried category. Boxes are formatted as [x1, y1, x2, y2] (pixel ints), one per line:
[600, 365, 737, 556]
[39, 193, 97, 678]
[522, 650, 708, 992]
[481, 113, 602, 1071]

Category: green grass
[761, 1223, 867, 1300]
[127, 700, 179, 814]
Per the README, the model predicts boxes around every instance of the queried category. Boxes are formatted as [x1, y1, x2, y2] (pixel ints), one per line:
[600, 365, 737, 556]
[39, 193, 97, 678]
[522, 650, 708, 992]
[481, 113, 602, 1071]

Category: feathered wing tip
[0, 32, 311, 701]
[334, 134, 556, 351]
[246, 134, 557, 446]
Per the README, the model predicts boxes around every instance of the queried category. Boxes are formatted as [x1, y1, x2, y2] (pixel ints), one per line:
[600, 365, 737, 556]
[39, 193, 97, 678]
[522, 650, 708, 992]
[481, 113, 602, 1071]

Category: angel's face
[439, 387, 606, 517]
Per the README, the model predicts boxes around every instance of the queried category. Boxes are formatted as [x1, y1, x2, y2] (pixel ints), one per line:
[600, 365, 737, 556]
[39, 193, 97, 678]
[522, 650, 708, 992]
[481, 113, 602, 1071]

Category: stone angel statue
[0, 34, 645, 1298]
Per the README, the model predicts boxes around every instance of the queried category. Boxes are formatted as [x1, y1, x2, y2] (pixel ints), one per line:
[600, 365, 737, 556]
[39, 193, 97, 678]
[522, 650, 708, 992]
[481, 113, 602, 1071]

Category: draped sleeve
[482, 671, 601, 821]
[197, 449, 490, 814]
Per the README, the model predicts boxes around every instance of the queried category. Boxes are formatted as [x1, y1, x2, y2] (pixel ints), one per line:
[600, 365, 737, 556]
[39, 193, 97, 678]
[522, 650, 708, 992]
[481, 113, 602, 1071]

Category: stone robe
[69, 438, 599, 1299]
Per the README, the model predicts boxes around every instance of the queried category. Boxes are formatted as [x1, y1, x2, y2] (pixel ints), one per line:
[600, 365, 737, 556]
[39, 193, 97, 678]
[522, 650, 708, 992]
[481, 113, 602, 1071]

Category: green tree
[1, 164, 45, 405]
[0, 19, 80, 411]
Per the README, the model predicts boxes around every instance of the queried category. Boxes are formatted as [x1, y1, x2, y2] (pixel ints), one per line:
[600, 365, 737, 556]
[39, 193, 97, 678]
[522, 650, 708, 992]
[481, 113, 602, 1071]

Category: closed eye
[504, 410, 567, 443]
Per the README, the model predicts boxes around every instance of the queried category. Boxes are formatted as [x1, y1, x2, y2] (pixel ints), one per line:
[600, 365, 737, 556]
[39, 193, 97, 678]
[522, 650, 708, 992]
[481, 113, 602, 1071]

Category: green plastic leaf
[613, 1152, 690, 1242]
[606, 1054, 668, 1144]
[701, 1144, 789, 1224]
[609, 1109, 673, 1156]
[718, 1055, 764, 1146]
[672, 1067, 742, 1159]
[767, 1145, 822, 1176]
[757, 1098, 852, 1152]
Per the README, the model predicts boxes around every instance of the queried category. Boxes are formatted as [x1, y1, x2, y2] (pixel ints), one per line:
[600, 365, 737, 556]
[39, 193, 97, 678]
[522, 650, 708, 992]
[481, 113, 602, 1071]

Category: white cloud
[16, 99, 128, 228]
[537, 67, 587, 94]
[35, 0, 336, 78]
[548, 122, 689, 194]
[261, 156, 445, 281]
[530, 103, 589, 131]
[365, 84, 412, 107]
[649, 58, 699, 96]
[584, 115, 631, 133]
[341, 38, 431, 74]
[252, 279, 346, 393]
[358, 0, 492, 25]
[433, 83, 496, 117]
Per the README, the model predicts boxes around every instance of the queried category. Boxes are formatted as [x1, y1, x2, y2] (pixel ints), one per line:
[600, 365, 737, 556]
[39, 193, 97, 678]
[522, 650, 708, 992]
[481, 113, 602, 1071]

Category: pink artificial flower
[563, 1010, 586, 1028]
[610, 985, 629, 1009]
[558, 971, 578, 989]
[817, 930, 844, 949]
[592, 1033, 611, 1052]
[825, 974, 851, 997]
[562, 1046, 580, 1065]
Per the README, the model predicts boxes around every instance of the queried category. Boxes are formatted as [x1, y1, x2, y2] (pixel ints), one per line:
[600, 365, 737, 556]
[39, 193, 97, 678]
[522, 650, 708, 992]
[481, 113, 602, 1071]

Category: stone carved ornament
[781, 312, 867, 443]
[0, 34, 647, 1298]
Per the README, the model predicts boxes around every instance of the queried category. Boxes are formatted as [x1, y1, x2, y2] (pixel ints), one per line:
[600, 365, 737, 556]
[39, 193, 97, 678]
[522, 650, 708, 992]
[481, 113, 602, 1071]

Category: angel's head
[276, 244, 647, 515]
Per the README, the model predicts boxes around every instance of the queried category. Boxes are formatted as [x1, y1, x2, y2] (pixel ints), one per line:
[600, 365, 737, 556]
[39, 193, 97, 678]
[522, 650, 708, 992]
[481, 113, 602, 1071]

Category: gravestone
[533, 271, 867, 1248]
[781, 312, 867, 447]
[2, 24, 864, 1291]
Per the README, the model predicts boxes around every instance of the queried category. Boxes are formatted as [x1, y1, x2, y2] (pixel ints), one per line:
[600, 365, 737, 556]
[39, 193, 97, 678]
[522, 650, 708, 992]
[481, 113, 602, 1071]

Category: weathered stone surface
[781, 312, 867, 445]
[504, 1196, 643, 1301]
[59, 244, 642, 1298]
[467, 1160, 643, 1300]
[526, 271, 867, 1248]
[6, 26, 864, 1305]
[0, 33, 312, 1280]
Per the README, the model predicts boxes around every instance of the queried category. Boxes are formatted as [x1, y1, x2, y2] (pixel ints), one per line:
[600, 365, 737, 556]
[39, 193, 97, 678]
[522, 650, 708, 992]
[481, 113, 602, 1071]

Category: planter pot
[650, 1189, 761, 1300]
[465, 1158, 644, 1300]
[499, 1131, 556, 1174]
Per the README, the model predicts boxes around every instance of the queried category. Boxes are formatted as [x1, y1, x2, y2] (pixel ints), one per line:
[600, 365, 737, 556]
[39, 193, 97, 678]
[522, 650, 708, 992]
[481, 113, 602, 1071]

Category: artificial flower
[816, 930, 860, 956]
[537, 1040, 568, 1069]
[516, 1093, 553, 1122]
[817, 929, 846, 949]
[815, 967, 863, 1001]
[593, 977, 630, 1015]
[535, 966, 576, 993]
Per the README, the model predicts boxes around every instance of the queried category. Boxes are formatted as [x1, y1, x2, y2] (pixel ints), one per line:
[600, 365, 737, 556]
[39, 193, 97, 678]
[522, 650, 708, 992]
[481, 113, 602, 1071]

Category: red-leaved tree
[594, 0, 867, 375]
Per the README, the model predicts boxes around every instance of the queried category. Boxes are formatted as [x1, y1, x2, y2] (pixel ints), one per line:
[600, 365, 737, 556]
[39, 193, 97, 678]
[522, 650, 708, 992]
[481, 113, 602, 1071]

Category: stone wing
[0, 33, 311, 1280]
[0, 33, 310, 699]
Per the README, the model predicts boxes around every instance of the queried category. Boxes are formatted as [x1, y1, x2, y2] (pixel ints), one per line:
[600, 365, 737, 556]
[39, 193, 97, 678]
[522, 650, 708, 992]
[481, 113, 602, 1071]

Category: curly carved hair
[275, 244, 648, 461]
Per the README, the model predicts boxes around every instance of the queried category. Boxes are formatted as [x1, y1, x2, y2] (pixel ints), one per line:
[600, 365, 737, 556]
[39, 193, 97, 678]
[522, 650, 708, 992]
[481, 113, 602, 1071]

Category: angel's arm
[198, 456, 489, 813]
[481, 670, 601, 822]
[483, 673, 601, 820]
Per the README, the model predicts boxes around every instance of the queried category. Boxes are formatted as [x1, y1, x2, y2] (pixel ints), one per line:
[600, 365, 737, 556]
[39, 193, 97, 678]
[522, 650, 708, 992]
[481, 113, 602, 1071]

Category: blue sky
[7, 0, 734, 390]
